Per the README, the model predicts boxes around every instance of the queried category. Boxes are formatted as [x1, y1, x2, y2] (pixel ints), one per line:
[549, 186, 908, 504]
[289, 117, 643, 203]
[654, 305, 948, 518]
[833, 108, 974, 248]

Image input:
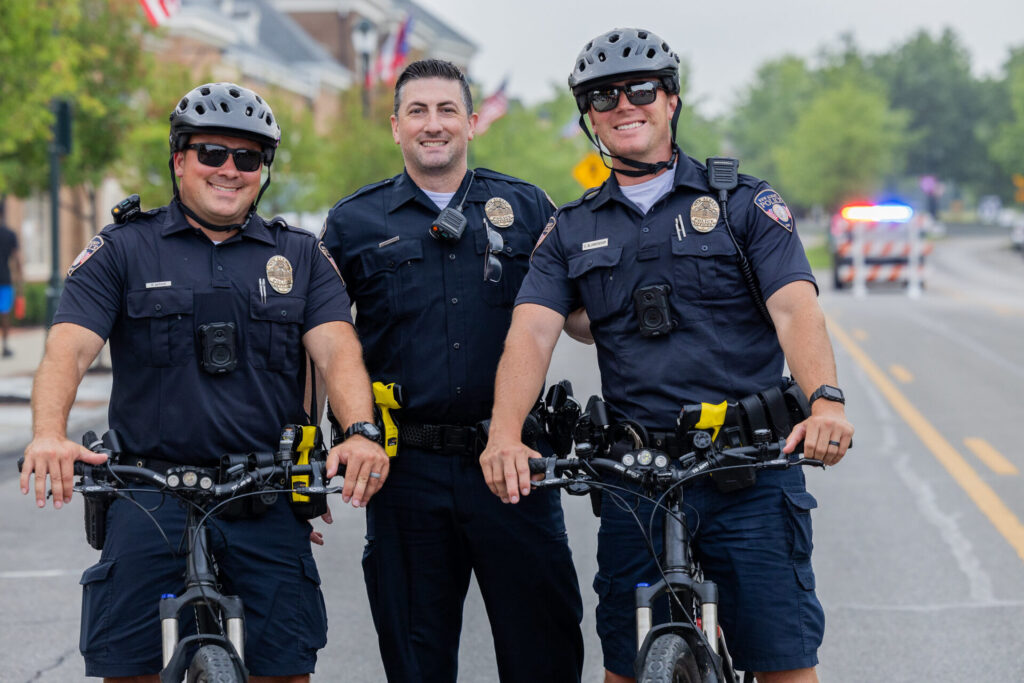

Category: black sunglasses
[587, 80, 662, 113]
[185, 143, 264, 172]
[483, 220, 504, 283]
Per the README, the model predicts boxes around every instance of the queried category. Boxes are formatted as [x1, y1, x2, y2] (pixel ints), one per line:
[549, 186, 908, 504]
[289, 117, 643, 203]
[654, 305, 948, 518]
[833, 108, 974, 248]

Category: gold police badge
[266, 255, 293, 294]
[690, 196, 720, 233]
[484, 197, 515, 228]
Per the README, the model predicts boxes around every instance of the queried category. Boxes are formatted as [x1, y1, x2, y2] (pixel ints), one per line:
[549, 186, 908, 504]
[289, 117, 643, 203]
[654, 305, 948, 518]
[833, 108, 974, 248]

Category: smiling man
[321, 60, 584, 682]
[20, 82, 387, 682]
[481, 28, 853, 683]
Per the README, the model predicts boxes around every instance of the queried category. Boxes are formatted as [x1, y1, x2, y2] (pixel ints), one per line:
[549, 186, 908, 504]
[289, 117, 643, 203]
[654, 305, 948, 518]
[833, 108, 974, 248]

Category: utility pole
[46, 99, 72, 327]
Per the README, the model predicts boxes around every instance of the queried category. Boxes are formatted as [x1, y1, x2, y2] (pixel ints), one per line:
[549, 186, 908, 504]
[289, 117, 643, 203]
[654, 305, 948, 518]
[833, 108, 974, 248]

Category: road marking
[828, 317, 1024, 564]
[888, 364, 914, 383]
[964, 438, 1019, 476]
[0, 569, 81, 579]
[852, 328, 868, 341]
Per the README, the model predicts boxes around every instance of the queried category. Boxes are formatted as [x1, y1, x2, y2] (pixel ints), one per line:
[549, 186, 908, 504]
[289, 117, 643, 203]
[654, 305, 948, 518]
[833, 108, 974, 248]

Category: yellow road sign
[1013, 173, 1024, 203]
[572, 152, 610, 189]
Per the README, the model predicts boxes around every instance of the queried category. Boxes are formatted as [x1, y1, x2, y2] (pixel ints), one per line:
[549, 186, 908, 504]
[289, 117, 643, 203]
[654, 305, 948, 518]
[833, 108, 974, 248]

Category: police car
[829, 202, 932, 290]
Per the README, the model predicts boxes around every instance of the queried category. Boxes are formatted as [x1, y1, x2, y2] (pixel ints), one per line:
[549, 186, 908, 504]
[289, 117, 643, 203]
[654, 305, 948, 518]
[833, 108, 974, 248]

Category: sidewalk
[0, 326, 111, 460]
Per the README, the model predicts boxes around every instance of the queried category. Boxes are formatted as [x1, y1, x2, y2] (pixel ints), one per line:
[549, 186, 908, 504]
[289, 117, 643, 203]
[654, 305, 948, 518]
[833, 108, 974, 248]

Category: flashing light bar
[840, 203, 914, 223]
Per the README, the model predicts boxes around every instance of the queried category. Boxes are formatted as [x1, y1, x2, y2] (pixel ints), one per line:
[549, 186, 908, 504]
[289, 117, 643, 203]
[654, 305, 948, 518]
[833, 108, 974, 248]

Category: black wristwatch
[809, 384, 845, 406]
[344, 421, 382, 444]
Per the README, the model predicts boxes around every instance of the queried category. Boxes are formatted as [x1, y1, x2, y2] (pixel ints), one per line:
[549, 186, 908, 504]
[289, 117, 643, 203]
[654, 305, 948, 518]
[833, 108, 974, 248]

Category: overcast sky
[422, 0, 1023, 116]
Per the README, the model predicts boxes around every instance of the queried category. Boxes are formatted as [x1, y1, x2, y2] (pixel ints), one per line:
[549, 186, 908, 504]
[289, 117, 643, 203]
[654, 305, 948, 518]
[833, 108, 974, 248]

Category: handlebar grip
[528, 458, 549, 474]
[17, 456, 23, 473]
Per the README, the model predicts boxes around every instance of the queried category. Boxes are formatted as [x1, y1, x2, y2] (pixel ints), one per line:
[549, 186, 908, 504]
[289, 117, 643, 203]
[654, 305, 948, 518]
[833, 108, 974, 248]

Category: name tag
[146, 281, 172, 289]
[582, 238, 608, 251]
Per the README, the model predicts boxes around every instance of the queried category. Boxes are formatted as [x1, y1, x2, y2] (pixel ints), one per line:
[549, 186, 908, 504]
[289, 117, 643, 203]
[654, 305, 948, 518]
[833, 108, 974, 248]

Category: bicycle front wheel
[639, 633, 702, 683]
[186, 644, 242, 683]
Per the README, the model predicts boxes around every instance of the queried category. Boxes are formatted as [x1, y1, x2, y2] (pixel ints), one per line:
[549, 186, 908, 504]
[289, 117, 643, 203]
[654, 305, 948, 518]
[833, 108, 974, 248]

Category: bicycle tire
[639, 633, 702, 683]
[186, 644, 242, 683]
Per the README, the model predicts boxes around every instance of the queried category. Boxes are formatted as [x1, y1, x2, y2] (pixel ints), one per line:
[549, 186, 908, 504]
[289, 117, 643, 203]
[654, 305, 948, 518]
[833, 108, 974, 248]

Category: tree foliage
[989, 48, 1024, 197]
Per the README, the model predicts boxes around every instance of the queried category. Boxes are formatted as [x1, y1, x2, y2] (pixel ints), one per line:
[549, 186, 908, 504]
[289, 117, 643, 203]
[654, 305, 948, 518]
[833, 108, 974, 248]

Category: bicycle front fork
[635, 577, 720, 653]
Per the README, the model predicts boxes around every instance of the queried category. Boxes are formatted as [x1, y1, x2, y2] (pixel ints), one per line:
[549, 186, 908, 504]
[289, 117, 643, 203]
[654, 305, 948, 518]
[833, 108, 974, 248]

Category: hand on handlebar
[784, 401, 853, 466]
[20, 435, 110, 509]
[479, 437, 542, 504]
[327, 436, 389, 508]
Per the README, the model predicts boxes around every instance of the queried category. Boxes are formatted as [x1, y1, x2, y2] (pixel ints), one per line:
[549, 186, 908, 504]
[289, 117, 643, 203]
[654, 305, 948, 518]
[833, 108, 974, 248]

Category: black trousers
[362, 447, 584, 682]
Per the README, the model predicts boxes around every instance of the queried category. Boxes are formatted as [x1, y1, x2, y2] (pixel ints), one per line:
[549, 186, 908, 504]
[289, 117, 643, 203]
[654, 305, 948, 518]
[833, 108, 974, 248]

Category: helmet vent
[195, 104, 206, 115]
[578, 61, 586, 72]
[266, 114, 273, 126]
[598, 51, 606, 62]
[256, 95, 263, 104]
[200, 86, 211, 96]
[246, 106, 254, 116]
[622, 47, 631, 58]
[609, 33, 619, 43]
[229, 87, 240, 98]
[646, 48, 656, 58]
[638, 31, 648, 39]
[585, 41, 593, 50]
[662, 42, 669, 52]
[220, 102, 230, 113]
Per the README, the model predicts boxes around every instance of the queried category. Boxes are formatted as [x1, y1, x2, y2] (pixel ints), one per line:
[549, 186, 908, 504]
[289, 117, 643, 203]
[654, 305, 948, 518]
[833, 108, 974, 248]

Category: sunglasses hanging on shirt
[429, 171, 476, 243]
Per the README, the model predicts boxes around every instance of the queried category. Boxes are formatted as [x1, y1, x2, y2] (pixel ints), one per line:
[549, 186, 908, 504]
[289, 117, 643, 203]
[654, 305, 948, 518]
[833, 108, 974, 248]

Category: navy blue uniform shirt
[54, 201, 352, 464]
[323, 169, 554, 425]
[518, 154, 815, 427]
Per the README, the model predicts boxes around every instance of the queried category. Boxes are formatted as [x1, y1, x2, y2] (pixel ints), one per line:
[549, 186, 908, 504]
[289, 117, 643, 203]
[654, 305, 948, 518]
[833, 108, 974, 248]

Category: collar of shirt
[160, 200, 276, 246]
[388, 169, 477, 214]
[588, 149, 711, 212]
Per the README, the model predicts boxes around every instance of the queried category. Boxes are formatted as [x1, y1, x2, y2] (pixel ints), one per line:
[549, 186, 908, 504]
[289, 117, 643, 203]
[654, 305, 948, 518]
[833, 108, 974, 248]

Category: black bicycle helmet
[569, 28, 681, 114]
[169, 82, 281, 164]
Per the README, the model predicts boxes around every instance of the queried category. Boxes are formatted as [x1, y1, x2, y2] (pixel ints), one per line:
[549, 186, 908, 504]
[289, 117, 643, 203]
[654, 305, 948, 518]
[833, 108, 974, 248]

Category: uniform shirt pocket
[125, 287, 194, 367]
[249, 295, 306, 371]
[475, 227, 534, 307]
[567, 246, 625, 322]
[670, 233, 741, 301]
[359, 239, 426, 319]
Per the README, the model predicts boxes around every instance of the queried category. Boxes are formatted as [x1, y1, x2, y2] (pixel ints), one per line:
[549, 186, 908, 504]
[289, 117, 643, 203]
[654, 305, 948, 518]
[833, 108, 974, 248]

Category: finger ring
[368, 472, 382, 479]
[828, 440, 841, 447]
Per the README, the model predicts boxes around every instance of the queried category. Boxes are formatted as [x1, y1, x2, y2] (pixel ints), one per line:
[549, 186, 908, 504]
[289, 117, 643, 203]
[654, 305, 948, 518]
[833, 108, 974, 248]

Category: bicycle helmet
[569, 28, 681, 114]
[169, 82, 281, 164]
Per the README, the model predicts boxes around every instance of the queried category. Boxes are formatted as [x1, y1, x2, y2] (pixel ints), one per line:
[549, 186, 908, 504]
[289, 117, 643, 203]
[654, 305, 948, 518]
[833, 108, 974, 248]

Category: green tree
[773, 79, 909, 210]
[989, 48, 1024, 200]
[727, 56, 817, 180]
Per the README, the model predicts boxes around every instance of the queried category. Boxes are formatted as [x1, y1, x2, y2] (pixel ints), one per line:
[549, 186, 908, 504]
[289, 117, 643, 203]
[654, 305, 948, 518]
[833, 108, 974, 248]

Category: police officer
[321, 59, 584, 682]
[482, 29, 854, 683]
[20, 82, 388, 681]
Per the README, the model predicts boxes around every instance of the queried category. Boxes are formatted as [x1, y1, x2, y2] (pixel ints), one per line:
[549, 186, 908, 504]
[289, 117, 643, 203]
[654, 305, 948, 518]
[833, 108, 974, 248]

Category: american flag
[475, 78, 508, 135]
[138, 0, 181, 27]
[374, 15, 414, 85]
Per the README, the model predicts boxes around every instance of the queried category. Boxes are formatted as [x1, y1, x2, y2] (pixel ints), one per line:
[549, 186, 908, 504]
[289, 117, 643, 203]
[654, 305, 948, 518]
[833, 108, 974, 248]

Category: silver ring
[368, 471, 382, 479]
[828, 440, 841, 447]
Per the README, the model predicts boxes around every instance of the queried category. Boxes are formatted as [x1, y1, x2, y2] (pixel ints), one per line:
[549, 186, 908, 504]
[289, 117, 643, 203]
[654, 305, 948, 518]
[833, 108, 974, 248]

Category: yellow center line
[964, 438, 1019, 476]
[828, 316, 1024, 564]
[888, 364, 914, 383]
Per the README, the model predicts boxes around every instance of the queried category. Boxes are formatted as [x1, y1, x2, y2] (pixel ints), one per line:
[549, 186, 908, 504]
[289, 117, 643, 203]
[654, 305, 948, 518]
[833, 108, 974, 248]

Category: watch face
[348, 422, 381, 442]
[824, 386, 843, 400]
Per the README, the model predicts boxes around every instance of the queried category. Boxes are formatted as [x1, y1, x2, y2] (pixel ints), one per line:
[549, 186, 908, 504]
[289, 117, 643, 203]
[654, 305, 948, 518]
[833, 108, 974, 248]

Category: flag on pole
[374, 15, 414, 85]
[138, 0, 181, 27]
[475, 78, 509, 135]
[559, 114, 582, 139]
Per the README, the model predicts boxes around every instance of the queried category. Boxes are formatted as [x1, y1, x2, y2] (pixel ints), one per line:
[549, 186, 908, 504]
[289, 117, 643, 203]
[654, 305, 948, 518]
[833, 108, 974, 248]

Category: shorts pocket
[299, 554, 328, 650]
[79, 560, 116, 656]
[783, 488, 817, 562]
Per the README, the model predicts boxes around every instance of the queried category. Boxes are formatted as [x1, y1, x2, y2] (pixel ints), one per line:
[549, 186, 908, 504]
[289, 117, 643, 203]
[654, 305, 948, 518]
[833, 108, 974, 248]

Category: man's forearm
[320, 327, 376, 429]
[30, 325, 101, 438]
[489, 325, 555, 443]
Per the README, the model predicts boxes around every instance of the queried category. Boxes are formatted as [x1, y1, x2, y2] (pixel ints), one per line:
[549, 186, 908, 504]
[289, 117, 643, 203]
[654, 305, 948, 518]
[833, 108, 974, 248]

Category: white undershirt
[619, 170, 675, 214]
[422, 189, 457, 211]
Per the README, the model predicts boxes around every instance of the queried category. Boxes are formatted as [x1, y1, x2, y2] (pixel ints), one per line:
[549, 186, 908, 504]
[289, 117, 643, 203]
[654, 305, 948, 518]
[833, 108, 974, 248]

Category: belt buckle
[439, 426, 469, 454]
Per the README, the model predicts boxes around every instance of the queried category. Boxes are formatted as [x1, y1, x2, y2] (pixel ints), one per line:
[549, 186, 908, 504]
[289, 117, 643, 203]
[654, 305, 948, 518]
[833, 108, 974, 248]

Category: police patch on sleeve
[318, 241, 345, 285]
[753, 189, 794, 232]
[531, 216, 556, 262]
[67, 235, 105, 276]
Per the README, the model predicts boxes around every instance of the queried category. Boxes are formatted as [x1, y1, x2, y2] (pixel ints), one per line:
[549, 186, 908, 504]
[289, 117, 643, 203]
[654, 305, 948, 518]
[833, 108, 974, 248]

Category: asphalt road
[2, 230, 1023, 682]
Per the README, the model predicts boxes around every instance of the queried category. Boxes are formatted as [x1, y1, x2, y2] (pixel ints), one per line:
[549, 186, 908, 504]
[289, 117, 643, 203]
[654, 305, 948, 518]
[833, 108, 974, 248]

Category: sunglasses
[185, 143, 264, 172]
[587, 80, 662, 113]
[483, 220, 504, 283]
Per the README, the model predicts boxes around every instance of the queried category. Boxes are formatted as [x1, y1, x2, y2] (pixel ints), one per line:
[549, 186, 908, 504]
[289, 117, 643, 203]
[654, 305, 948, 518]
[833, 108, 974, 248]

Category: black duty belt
[117, 456, 184, 474]
[400, 423, 479, 457]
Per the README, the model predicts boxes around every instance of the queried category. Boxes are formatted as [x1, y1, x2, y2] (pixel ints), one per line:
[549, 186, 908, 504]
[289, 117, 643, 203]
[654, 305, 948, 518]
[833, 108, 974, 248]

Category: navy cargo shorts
[79, 488, 327, 678]
[594, 466, 825, 676]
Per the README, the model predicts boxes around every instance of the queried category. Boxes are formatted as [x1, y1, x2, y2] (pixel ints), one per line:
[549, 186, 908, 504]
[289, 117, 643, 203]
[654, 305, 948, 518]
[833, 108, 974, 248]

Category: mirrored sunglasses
[484, 220, 504, 283]
[587, 80, 662, 113]
[185, 143, 263, 172]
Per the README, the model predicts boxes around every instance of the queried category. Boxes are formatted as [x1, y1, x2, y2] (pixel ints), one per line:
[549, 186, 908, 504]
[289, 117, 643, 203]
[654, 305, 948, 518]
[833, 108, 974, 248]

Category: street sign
[1013, 173, 1024, 203]
[572, 152, 610, 189]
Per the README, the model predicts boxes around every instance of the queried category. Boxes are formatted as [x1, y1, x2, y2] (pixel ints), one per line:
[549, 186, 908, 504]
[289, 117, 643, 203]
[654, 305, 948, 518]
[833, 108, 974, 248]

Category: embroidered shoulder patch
[531, 216, 556, 262]
[753, 189, 794, 232]
[318, 241, 344, 285]
[67, 235, 105, 276]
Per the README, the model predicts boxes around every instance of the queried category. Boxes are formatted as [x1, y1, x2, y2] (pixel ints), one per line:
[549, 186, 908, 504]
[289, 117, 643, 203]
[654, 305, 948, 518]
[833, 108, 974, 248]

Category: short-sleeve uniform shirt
[517, 154, 815, 427]
[323, 169, 554, 425]
[54, 202, 352, 464]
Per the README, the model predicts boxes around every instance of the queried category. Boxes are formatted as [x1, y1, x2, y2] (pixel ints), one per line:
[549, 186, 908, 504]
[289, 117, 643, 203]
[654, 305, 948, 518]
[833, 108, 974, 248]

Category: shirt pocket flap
[670, 233, 735, 258]
[360, 239, 424, 276]
[567, 246, 623, 278]
[126, 288, 193, 319]
[250, 295, 306, 324]
[473, 227, 533, 257]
